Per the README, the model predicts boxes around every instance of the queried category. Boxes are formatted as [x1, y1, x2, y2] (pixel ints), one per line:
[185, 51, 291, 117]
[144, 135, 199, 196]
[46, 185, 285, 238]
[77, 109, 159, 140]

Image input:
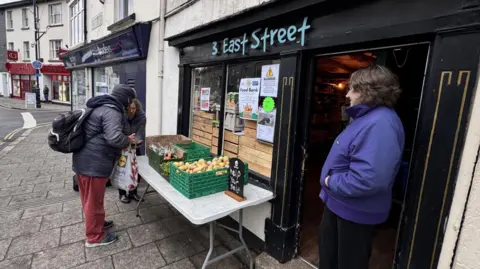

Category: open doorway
[299, 43, 430, 269]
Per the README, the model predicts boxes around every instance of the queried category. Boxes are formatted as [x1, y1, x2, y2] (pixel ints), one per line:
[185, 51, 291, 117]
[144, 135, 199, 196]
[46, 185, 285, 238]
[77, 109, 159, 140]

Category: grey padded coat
[72, 85, 136, 178]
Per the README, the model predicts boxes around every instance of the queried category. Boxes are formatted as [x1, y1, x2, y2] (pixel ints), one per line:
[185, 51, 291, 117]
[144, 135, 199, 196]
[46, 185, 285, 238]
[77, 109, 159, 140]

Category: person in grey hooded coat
[73, 84, 136, 248]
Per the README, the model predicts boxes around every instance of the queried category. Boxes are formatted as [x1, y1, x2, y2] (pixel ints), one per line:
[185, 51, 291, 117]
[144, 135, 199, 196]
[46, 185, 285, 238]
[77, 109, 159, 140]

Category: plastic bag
[112, 146, 139, 192]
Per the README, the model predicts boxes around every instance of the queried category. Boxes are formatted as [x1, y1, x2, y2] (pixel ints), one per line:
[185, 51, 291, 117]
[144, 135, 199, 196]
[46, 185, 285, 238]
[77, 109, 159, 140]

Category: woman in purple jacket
[318, 65, 405, 269]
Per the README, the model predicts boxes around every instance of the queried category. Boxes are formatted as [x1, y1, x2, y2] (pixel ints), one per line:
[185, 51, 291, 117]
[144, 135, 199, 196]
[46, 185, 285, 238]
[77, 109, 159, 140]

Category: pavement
[0, 97, 70, 111]
[0, 125, 252, 269]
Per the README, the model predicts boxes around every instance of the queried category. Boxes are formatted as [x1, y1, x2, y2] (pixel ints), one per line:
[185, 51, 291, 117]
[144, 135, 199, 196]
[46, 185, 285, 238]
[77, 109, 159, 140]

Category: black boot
[129, 192, 144, 202]
[119, 194, 130, 204]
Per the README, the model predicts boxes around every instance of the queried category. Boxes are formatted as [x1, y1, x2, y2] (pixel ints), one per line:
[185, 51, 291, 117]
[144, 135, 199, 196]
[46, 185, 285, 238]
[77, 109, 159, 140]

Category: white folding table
[136, 156, 274, 269]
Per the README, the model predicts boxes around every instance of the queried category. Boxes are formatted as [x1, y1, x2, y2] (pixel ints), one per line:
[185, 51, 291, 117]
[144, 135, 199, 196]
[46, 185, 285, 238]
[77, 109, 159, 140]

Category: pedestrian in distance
[72, 84, 136, 248]
[318, 65, 405, 269]
[43, 85, 49, 102]
[118, 98, 146, 204]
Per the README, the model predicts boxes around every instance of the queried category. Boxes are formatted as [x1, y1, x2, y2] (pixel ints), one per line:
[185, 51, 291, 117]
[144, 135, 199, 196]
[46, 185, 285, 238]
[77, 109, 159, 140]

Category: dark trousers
[319, 207, 374, 269]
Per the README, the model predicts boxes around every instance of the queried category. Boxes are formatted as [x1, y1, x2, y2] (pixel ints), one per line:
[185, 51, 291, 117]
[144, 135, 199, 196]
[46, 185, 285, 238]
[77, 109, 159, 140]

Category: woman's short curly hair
[349, 65, 402, 108]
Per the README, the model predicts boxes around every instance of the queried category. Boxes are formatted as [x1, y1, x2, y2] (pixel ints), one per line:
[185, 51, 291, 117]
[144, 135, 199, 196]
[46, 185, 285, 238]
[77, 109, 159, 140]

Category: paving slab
[0, 238, 12, 261]
[31, 241, 85, 269]
[0, 216, 42, 240]
[0, 210, 23, 224]
[7, 228, 60, 258]
[190, 246, 244, 269]
[9, 190, 48, 205]
[60, 222, 85, 245]
[127, 221, 171, 247]
[112, 243, 166, 269]
[138, 204, 173, 223]
[0, 255, 33, 269]
[162, 258, 196, 269]
[156, 231, 206, 264]
[108, 211, 143, 232]
[70, 256, 114, 269]
[40, 208, 83, 231]
[0, 185, 34, 197]
[162, 215, 195, 235]
[22, 203, 63, 219]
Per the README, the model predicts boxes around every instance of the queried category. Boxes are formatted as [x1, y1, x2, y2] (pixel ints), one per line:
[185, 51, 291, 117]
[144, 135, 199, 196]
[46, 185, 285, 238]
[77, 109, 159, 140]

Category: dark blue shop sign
[62, 23, 152, 68]
[212, 17, 311, 56]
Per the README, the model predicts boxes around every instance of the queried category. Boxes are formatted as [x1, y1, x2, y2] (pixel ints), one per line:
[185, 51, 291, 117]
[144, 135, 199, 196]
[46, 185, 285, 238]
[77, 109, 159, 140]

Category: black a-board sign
[227, 158, 246, 200]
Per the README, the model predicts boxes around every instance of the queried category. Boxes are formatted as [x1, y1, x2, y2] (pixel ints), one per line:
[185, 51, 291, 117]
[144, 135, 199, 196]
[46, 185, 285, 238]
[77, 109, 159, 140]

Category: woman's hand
[128, 134, 136, 144]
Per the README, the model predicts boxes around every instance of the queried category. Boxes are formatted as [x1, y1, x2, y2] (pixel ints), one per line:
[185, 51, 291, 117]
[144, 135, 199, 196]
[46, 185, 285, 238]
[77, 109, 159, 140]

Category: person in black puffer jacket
[72, 84, 136, 248]
[118, 98, 146, 203]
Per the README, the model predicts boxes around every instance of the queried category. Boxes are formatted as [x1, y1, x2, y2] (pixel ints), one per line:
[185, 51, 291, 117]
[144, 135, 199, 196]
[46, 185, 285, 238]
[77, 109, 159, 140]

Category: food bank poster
[239, 78, 261, 120]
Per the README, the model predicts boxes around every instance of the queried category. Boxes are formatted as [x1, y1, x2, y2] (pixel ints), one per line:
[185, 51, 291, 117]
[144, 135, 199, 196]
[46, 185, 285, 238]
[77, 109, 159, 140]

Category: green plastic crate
[169, 162, 249, 199]
[175, 142, 211, 162]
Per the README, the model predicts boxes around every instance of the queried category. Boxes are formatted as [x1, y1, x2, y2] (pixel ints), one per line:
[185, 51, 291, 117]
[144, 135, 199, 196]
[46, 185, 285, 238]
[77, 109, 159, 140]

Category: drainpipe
[158, 0, 166, 134]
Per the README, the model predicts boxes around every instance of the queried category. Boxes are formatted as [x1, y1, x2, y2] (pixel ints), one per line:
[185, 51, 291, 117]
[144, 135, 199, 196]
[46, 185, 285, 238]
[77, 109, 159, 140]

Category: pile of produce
[173, 156, 230, 174]
[149, 144, 178, 161]
[160, 162, 170, 176]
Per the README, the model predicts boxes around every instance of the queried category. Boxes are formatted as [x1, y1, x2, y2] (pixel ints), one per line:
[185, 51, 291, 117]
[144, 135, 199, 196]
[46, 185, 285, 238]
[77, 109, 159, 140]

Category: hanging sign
[7, 50, 18, 61]
[200, 87, 211, 111]
[261, 64, 280, 97]
[225, 158, 246, 202]
[212, 17, 311, 56]
[239, 78, 260, 120]
[257, 107, 276, 143]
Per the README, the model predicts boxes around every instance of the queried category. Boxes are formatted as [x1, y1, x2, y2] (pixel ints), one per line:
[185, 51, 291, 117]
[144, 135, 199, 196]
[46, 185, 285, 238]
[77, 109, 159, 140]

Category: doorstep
[255, 253, 316, 269]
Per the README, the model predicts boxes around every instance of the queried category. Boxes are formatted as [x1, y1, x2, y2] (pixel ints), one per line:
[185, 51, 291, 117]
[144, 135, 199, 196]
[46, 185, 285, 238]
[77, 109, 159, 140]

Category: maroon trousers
[77, 174, 108, 243]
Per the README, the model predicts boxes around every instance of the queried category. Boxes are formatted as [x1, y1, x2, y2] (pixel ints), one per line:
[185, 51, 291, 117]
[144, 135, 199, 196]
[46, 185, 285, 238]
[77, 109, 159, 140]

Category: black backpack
[47, 108, 93, 153]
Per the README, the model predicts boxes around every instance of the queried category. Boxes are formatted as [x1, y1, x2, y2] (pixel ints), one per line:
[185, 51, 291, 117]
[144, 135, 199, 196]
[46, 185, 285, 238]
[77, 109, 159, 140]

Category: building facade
[59, 0, 480, 268]
[1, 0, 71, 103]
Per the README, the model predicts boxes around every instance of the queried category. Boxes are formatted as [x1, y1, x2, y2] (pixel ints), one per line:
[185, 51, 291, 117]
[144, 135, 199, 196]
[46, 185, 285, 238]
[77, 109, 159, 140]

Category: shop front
[4, 63, 36, 99]
[61, 22, 152, 111]
[40, 64, 71, 104]
[166, 0, 480, 268]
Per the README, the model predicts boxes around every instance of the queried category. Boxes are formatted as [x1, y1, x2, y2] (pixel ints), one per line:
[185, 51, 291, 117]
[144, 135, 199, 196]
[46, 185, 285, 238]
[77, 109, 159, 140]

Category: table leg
[238, 209, 254, 269]
[202, 221, 216, 269]
[201, 209, 254, 269]
[136, 184, 150, 217]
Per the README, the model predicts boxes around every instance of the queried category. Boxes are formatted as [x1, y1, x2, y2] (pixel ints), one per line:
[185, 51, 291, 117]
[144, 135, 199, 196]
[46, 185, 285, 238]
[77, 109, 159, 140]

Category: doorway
[299, 43, 430, 269]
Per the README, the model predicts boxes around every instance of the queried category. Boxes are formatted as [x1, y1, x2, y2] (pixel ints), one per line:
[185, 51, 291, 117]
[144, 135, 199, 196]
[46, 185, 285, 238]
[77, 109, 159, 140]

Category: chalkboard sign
[227, 158, 246, 200]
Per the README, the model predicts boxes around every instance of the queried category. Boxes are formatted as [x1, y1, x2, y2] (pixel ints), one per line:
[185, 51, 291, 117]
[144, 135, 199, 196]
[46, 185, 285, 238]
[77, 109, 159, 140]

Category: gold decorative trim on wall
[281, 77, 295, 225]
[429, 70, 471, 269]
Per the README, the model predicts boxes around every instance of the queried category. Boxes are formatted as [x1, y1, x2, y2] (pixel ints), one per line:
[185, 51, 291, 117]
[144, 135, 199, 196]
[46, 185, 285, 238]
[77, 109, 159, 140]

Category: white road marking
[21, 112, 36, 129]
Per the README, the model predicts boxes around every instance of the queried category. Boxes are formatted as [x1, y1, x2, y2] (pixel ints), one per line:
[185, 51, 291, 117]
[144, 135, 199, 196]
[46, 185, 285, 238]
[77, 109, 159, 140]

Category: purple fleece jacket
[319, 105, 405, 225]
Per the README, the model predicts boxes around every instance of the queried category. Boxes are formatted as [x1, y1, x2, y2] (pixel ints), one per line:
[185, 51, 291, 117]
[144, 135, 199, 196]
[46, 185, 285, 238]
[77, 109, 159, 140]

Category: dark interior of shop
[299, 44, 430, 269]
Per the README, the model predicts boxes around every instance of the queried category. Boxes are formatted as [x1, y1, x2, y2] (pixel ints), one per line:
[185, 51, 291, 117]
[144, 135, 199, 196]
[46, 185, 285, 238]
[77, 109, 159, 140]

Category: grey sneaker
[85, 232, 118, 248]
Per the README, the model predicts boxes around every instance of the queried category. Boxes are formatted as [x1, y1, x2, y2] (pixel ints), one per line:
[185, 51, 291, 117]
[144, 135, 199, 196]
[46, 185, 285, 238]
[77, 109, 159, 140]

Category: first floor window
[49, 3, 62, 25]
[49, 40, 62, 59]
[23, 42, 30, 60]
[115, 0, 133, 22]
[69, 0, 84, 46]
[8, 42, 14, 51]
[22, 8, 29, 28]
[6, 10, 13, 29]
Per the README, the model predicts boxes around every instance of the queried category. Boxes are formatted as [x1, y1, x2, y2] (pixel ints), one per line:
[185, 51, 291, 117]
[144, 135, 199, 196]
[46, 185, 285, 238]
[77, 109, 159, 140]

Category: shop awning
[61, 22, 152, 69]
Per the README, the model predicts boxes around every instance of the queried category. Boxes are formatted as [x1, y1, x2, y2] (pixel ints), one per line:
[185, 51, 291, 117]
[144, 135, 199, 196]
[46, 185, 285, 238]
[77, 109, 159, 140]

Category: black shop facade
[61, 22, 152, 111]
[166, 0, 480, 268]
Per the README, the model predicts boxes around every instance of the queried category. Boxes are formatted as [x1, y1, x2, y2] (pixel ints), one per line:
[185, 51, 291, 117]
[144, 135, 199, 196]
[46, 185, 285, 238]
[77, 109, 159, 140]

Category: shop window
[49, 3, 62, 25]
[6, 11, 13, 29]
[222, 60, 279, 178]
[93, 67, 121, 96]
[115, 0, 133, 22]
[189, 65, 223, 153]
[21, 8, 28, 28]
[72, 70, 86, 110]
[8, 42, 14, 51]
[49, 40, 62, 60]
[23, 42, 30, 60]
[69, 0, 84, 47]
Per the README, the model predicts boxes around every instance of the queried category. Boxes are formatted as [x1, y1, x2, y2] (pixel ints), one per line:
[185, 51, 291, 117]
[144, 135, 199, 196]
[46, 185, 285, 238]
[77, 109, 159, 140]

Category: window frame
[49, 40, 62, 60]
[6, 10, 13, 29]
[8, 42, 14, 51]
[48, 3, 63, 25]
[21, 8, 29, 28]
[69, 0, 84, 47]
[23, 41, 30, 60]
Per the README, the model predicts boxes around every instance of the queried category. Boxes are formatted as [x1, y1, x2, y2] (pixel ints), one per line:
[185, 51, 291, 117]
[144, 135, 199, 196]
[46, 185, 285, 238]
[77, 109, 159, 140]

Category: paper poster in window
[257, 107, 276, 143]
[260, 64, 280, 97]
[239, 78, 261, 120]
[200, 87, 210, 111]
